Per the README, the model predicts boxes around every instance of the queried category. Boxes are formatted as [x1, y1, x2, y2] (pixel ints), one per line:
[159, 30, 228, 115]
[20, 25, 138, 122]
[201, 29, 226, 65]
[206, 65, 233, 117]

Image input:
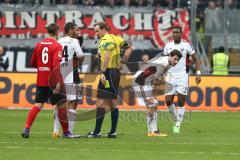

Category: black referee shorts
[35, 86, 66, 105]
[97, 68, 120, 99]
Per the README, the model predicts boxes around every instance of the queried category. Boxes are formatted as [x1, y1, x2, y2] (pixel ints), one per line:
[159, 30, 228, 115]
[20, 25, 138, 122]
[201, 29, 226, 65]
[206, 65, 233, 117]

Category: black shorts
[97, 69, 120, 99]
[35, 86, 66, 105]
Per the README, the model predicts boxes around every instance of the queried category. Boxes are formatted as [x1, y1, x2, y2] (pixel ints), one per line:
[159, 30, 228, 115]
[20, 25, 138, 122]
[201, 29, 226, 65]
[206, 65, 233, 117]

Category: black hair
[45, 23, 59, 35]
[172, 26, 182, 33]
[64, 22, 76, 33]
[218, 46, 225, 52]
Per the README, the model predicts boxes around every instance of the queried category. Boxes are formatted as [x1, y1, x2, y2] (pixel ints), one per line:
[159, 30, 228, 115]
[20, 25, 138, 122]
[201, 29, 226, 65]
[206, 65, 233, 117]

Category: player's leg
[66, 83, 82, 134]
[52, 106, 61, 138]
[105, 69, 121, 138]
[165, 95, 176, 120]
[87, 98, 106, 138]
[67, 101, 78, 134]
[21, 86, 49, 138]
[87, 73, 108, 138]
[106, 99, 119, 138]
[174, 74, 189, 133]
[51, 93, 80, 138]
[175, 93, 186, 132]
[51, 94, 64, 137]
[88, 98, 106, 138]
[146, 105, 156, 135]
[146, 99, 168, 137]
[165, 82, 177, 120]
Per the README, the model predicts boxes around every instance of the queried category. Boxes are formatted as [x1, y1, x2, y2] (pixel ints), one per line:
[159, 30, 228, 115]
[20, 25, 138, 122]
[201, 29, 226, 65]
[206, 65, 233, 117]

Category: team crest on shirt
[180, 48, 184, 53]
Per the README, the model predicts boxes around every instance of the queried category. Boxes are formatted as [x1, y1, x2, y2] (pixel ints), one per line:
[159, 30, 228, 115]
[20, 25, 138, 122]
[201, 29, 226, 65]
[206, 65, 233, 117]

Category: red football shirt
[30, 37, 62, 86]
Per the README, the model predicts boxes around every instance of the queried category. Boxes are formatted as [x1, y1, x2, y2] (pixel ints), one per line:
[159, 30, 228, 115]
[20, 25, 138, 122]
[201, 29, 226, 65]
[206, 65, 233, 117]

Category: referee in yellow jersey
[87, 21, 133, 138]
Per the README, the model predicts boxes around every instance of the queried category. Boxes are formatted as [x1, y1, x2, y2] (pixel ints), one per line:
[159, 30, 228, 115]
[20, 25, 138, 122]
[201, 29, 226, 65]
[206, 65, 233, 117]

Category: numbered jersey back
[58, 36, 83, 84]
[31, 37, 62, 86]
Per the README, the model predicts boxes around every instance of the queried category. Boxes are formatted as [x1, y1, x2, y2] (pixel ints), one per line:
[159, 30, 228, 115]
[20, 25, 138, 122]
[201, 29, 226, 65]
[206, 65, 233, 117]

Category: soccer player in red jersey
[21, 23, 79, 138]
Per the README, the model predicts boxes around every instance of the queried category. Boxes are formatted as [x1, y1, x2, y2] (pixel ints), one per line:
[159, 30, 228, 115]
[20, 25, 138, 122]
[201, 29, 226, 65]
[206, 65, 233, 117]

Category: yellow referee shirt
[99, 34, 124, 69]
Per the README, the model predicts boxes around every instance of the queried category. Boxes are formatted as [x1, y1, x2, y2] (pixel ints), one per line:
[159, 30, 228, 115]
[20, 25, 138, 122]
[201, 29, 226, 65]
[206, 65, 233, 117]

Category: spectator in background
[227, 0, 237, 9]
[105, 0, 115, 7]
[121, 0, 130, 7]
[0, 47, 9, 72]
[139, 54, 149, 69]
[204, 1, 222, 33]
[204, 1, 222, 55]
[82, 0, 94, 5]
[158, 0, 175, 9]
[211, 46, 230, 75]
[66, 0, 76, 4]
[135, 0, 148, 6]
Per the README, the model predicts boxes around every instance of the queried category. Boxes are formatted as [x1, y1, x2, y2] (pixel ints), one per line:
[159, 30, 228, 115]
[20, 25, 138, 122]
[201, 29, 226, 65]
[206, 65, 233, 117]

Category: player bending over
[134, 50, 182, 137]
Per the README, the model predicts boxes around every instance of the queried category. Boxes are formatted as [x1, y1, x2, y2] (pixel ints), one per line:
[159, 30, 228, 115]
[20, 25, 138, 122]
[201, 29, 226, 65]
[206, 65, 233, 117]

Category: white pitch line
[0, 131, 238, 135]
[1, 146, 240, 156]
[0, 141, 238, 146]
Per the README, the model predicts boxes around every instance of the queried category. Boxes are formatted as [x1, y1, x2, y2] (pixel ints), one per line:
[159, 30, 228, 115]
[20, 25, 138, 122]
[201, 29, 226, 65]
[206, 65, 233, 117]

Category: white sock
[176, 107, 185, 128]
[168, 103, 177, 121]
[146, 113, 154, 133]
[53, 109, 60, 133]
[68, 109, 77, 134]
[152, 111, 158, 132]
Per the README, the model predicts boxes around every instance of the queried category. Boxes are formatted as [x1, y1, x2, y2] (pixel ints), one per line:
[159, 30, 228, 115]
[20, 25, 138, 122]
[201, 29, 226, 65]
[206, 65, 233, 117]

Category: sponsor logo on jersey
[39, 67, 50, 71]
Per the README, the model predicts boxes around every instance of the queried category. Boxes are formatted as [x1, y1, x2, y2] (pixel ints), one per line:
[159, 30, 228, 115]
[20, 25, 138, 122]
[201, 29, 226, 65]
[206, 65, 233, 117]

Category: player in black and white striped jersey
[52, 22, 84, 138]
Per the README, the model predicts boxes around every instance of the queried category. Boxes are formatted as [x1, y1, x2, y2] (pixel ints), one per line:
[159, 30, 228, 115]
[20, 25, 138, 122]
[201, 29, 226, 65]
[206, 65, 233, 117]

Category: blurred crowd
[0, 0, 190, 7]
[1, 0, 240, 9]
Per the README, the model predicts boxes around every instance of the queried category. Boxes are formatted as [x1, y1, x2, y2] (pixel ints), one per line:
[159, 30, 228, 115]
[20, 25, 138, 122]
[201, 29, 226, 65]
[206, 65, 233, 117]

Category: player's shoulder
[101, 34, 118, 43]
[165, 40, 174, 47]
[59, 36, 77, 42]
[181, 39, 192, 46]
[36, 38, 56, 47]
[149, 56, 168, 66]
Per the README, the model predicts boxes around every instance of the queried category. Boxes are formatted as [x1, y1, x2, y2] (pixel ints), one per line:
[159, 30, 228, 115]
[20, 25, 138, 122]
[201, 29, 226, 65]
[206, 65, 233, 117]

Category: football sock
[146, 112, 151, 133]
[58, 107, 69, 134]
[68, 109, 77, 134]
[53, 108, 60, 133]
[152, 111, 158, 132]
[168, 103, 177, 121]
[25, 105, 41, 129]
[146, 113, 154, 133]
[176, 106, 185, 128]
[110, 108, 119, 134]
[94, 108, 105, 134]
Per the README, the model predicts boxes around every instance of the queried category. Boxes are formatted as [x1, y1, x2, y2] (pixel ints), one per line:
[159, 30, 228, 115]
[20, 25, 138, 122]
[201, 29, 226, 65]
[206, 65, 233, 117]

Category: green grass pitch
[0, 109, 239, 160]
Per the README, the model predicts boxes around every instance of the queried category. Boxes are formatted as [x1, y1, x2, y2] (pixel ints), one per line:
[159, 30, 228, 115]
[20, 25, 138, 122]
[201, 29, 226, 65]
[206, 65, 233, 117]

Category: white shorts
[64, 83, 82, 101]
[165, 73, 189, 95]
[134, 84, 159, 108]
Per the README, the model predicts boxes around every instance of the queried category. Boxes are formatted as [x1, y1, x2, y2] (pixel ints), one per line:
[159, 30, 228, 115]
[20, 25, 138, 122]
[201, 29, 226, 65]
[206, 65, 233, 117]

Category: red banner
[0, 8, 190, 48]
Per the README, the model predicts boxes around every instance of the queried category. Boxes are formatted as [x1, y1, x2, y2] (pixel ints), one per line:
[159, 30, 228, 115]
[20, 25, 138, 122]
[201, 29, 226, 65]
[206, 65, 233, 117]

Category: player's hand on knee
[146, 98, 154, 106]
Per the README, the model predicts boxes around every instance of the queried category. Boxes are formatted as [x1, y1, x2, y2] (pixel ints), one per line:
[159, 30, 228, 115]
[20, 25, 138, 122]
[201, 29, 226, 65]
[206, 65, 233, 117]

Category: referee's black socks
[94, 108, 105, 134]
[110, 108, 119, 134]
